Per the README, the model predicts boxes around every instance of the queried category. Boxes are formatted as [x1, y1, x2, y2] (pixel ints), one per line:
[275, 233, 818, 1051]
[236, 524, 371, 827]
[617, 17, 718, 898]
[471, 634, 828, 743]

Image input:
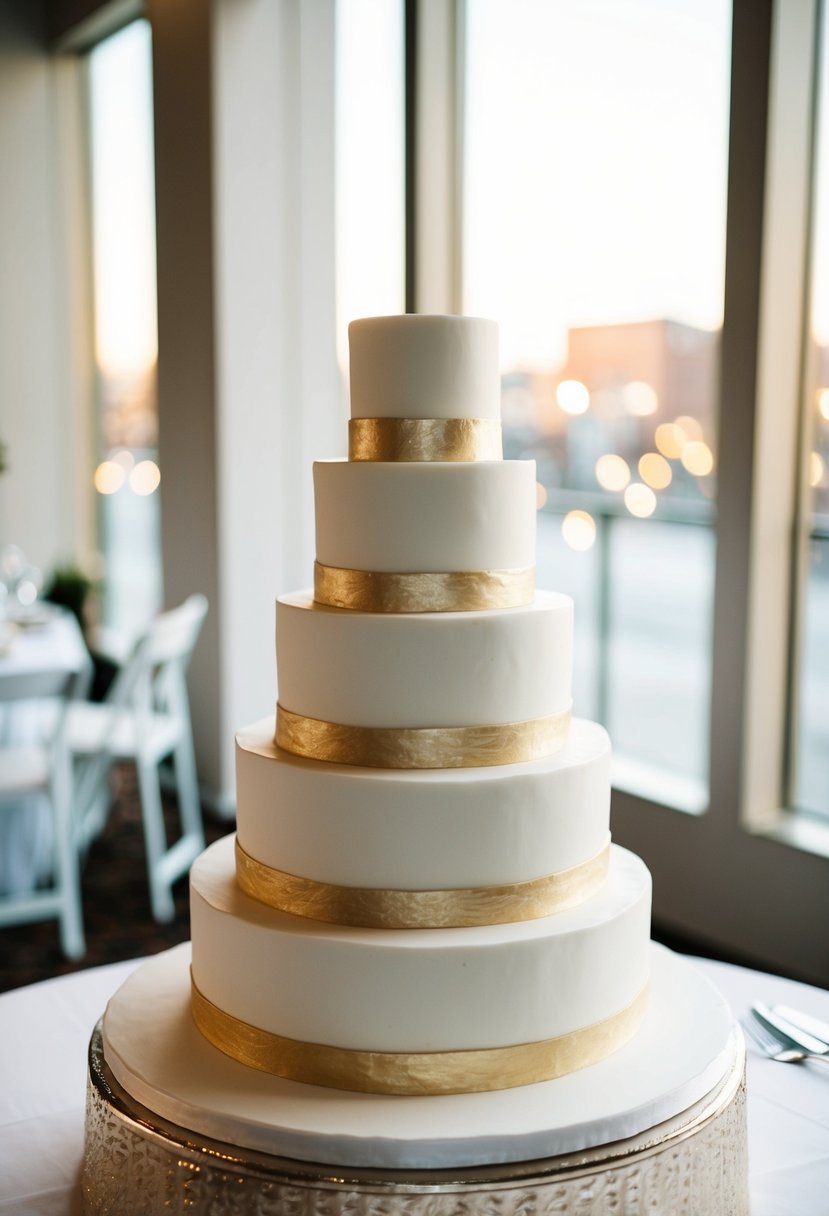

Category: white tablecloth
[0, 610, 92, 895]
[0, 955, 827, 1215]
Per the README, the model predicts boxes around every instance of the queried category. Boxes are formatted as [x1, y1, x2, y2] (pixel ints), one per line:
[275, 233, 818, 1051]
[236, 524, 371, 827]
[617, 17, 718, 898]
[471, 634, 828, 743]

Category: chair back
[105, 594, 208, 721]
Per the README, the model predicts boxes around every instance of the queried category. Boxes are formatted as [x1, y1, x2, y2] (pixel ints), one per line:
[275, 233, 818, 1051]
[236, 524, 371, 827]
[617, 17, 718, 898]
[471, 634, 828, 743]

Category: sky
[88, 1, 827, 382]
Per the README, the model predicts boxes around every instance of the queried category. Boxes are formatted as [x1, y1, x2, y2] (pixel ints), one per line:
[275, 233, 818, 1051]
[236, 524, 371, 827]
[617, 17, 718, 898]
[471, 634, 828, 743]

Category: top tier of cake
[349, 314, 500, 420]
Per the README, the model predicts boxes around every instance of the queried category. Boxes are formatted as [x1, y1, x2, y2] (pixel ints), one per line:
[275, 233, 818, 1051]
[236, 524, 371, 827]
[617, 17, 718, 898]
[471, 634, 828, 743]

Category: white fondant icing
[314, 459, 536, 574]
[348, 315, 500, 420]
[102, 942, 737, 1169]
[190, 836, 651, 1053]
[275, 592, 572, 729]
[235, 717, 611, 889]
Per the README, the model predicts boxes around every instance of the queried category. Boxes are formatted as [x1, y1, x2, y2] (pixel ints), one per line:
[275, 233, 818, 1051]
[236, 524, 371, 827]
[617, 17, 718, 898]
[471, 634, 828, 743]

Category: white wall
[151, 0, 340, 807]
[0, 1, 94, 578]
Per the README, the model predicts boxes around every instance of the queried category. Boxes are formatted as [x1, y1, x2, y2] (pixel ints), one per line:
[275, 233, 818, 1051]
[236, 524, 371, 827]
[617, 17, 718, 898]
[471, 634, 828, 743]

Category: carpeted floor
[0, 764, 228, 994]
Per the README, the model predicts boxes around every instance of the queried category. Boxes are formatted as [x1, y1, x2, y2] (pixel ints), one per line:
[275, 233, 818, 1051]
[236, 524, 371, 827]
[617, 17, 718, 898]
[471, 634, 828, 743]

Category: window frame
[411, 0, 829, 985]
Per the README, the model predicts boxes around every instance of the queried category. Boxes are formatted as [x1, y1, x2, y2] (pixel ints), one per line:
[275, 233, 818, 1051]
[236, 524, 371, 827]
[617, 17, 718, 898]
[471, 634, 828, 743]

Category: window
[462, 0, 731, 808]
[335, 0, 406, 379]
[87, 19, 162, 635]
[793, 1, 829, 821]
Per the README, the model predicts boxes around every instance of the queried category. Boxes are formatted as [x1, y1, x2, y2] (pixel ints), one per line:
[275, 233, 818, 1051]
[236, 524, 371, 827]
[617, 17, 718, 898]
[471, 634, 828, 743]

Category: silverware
[752, 1002, 829, 1055]
[772, 1004, 829, 1048]
[743, 1011, 829, 1067]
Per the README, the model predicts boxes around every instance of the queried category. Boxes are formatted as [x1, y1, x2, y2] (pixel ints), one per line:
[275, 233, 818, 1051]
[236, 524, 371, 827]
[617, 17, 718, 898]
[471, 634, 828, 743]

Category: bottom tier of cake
[83, 945, 748, 1214]
[93, 942, 738, 1168]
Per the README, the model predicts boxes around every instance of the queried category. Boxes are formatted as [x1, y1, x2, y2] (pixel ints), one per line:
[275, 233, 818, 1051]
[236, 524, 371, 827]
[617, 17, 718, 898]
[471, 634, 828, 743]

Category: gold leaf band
[349, 417, 503, 462]
[235, 836, 610, 928]
[313, 561, 535, 613]
[275, 705, 571, 769]
[191, 975, 648, 1095]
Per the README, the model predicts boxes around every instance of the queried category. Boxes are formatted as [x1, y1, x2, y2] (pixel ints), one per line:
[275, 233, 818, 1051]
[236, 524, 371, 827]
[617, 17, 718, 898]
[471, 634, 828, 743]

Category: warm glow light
[556, 379, 590, 415]
[94, 460, 126, 494]
[639, 452, 672, 489]
[535, 481, 548, 509]
[129, 459, 161, 495]
[622, 380, 658, 417]
[817, 388, 829, 421]
[681, 440, 714, 476]
[595, 453, 631, 491]
[674, 414, 704, 443]
[562, 509, 597, 550]
[113, 449, 135, 473]
[654, 423, 684, 459]
[624, 482, 657, 518]
[810, 452, 825, 487]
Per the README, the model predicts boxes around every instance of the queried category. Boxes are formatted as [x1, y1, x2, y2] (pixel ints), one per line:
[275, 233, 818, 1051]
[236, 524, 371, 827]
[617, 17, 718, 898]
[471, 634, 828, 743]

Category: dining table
[0, 952, 827, 1215]
[0, 607, 92, 896]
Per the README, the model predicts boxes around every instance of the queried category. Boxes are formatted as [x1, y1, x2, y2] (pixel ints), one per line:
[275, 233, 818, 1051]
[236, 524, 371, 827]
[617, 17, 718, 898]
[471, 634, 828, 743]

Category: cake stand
[82, 942, 749, 1214]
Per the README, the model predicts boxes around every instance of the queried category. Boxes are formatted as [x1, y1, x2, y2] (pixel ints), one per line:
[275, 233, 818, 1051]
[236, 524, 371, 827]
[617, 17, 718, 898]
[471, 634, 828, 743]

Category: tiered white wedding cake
[188, 314, 652, 1095]
[85, 314, 747, 1215]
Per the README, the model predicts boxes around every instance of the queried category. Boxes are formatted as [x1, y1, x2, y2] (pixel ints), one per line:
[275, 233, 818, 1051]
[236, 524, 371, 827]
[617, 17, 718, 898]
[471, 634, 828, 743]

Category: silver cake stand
[82, 1019, 748, 1215]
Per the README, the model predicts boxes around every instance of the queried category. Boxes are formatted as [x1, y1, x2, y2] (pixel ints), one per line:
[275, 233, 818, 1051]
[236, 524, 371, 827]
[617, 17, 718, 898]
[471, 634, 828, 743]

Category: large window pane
[463, 0, 731, 805]
[87, 20, 162, 635]
[335, 0, 405, 380]
[794, 5, 829, 820]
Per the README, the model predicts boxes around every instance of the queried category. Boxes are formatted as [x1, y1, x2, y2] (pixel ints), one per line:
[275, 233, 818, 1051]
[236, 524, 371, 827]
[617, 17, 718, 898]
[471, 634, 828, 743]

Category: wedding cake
[188, 313, 651, 1094]
[84, 314, 748, 1215]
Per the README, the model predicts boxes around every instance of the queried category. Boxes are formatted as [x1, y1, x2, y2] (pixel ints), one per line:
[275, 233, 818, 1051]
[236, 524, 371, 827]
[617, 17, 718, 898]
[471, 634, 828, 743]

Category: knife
[772, 1004, 829, 1048]
[752, 1002, 829, 1055]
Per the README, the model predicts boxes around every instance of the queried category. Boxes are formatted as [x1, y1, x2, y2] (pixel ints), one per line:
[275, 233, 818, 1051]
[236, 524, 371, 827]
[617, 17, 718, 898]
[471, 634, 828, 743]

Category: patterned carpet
[0, 764, 228, 994]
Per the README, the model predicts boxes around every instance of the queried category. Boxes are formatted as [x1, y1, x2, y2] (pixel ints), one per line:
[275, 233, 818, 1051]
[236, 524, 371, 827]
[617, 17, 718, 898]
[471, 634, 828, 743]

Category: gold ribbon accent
[349, 417, 503, 462]
[191, 976, 648, 1095]
[275, 705, 571, 769]
[313, 561, 535, 613]
[236, 836, 611, 928]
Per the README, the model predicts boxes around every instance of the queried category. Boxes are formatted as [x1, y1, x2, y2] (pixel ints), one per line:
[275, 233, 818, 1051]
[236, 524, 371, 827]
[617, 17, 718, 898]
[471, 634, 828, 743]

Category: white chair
[0, 667, 86, 959]
[68, 594, 208, 923]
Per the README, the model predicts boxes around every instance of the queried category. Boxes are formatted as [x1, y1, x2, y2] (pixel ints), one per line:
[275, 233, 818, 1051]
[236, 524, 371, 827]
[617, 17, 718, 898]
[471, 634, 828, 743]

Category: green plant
[43, 563, 97, 629]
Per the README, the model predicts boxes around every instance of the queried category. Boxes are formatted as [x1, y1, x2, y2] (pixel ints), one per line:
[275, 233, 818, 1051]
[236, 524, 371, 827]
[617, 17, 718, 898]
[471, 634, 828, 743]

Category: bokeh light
[624, 482, 657, 518]
[681, 440, 714, 476]
[654, 423, 685, 459]
[535, 481, 548, 510]
[639, 452, 672, 489]
[674, 414, 704, 443]
[595, 453, 631, 492]
[817, 388, 829, 421]
[622, 380, 658, 417]
[129, 459, 161, 496]
[94, 460, 126, 494]
[562, 509, 597, 550]
[556, 379, 590, 415]
[810, 451, 825, 488]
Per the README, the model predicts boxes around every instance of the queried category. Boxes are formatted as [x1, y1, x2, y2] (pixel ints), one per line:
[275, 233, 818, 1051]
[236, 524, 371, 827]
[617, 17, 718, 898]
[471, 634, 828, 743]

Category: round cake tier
[313, 459, 535, 575]
[275, 591, 572, 730]
[349, 315, 499, 420]
[236, 717, 610, 890]
[98, 941, 740, 1172]
[190, 836, 650, 1056]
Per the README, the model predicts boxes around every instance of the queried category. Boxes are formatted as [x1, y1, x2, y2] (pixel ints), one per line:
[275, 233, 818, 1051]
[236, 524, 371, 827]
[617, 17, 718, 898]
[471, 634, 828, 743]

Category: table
[0, 609, 92, 895]
[0, 955, 827, 1216]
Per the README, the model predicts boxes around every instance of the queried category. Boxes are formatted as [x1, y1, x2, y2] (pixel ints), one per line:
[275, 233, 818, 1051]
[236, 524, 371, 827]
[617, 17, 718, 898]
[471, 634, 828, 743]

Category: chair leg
[136, 758, 175, 923]
[173, 730, 204, 854]
[52, 755, 86, 960]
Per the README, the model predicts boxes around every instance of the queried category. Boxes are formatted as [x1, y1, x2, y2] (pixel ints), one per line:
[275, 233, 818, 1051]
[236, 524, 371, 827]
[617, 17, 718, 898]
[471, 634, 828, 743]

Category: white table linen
[0, 955, 827, 1215]
[0, 611, 91, 895]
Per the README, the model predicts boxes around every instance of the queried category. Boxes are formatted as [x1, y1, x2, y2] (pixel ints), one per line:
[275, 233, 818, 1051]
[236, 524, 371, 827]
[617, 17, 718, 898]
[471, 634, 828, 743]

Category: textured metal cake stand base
[82, 1023, 748, 1215]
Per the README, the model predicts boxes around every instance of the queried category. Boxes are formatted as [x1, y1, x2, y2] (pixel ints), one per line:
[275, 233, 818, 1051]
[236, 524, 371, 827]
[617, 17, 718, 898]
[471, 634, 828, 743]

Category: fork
[742, 1012, 829, 1067]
